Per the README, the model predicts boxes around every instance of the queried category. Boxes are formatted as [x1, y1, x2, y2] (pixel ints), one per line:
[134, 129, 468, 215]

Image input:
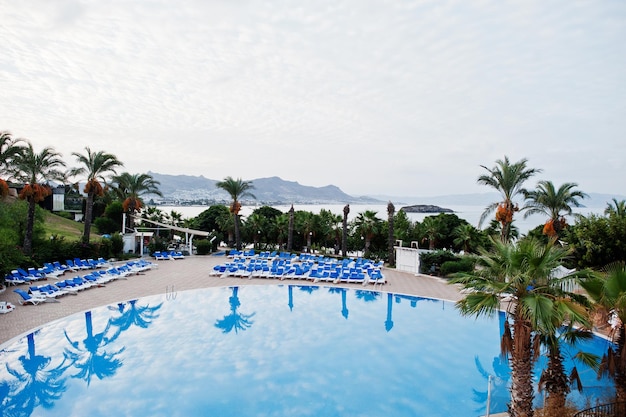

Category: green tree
[71, 147, 123, 243]
[565, 213, 626, 268]
[451, 238, 587, 417]
[10, 142, 66, 255]
[524, 181, 587, 238]
[478, 156, 541, 242]
[354, 210, 381, 257]
[452, 223, 482, 254]
[215, 177, 255, 251]
[111, 172, 162, 233]
[579, 262, 626, 401]
[419, 216, 442, 250]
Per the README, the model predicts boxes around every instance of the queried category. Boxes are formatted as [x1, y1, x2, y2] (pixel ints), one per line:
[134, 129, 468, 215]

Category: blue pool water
[0, 285, 614, 416]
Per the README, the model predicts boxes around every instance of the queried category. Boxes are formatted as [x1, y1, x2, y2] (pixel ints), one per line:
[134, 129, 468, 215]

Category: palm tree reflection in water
[215, 287, 256, 334]
[108, 300, 163, 340]
[328, 287, 349, 319]
[3, 332, 67, 416]
[63, 311, 125, 386]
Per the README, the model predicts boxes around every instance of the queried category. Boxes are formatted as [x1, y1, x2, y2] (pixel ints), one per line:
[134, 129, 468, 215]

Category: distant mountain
[147, 172, 382, 204]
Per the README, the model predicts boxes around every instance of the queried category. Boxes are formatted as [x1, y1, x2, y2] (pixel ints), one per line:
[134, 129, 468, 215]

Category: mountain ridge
[147, 172, 625, 208]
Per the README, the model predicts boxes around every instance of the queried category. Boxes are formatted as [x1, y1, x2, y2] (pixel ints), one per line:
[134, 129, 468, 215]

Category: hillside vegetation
[44, 212, 99, 241]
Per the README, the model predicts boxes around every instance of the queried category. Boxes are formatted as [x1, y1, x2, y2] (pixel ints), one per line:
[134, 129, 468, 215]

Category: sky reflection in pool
[0, 285, 614, 417]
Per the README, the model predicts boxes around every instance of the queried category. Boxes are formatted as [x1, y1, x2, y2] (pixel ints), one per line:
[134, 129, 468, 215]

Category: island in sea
[400, 204, 453, 213]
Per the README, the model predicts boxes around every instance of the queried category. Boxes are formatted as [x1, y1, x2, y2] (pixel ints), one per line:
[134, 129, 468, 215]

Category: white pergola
[130, 215, 214, 256]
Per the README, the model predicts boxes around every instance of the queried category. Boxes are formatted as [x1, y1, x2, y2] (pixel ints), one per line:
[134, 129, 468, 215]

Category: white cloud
[1, 0, 624, 197]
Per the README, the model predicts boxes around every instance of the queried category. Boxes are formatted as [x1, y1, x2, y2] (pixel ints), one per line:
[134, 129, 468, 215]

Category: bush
[110, 233, 124, 257]
[440, 257, 476, 277]
[195, 239, 212, 255]
[94, 217, 120, 235]
[419, 250, 461, 275]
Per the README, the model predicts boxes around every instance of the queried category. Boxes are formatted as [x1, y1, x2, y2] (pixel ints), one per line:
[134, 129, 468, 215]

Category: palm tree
[453, 223, 481, 253]
[342, 204, 350, 257]
[11, 142, 66, 255]
[215, 177, 255, 251]
[604, 198, 626, 219]
[354, 210, 381, 257]
[274, 213, 290, 250]
[524, 181, 587, 238]
[579, 261, 626, 401]
[111, 172, 162, 232]
[387, 201, 395, 266]
[245, 212, 266, 250]
[0, 131, 23, 198]
[478, 156, 541, 242]
[451, 238, 588, 417]
[296, 210, 315, 252]
[71, 147, 123, 243]
[287, 205, 294, 251]
[420, 216, 441, 250]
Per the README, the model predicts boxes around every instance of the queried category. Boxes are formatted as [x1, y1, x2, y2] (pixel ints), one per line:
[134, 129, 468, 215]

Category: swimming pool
[0, 285, 614, 416]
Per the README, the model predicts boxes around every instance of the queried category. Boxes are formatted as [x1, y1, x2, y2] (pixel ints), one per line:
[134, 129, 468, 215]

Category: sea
[154, 203, 607, 236]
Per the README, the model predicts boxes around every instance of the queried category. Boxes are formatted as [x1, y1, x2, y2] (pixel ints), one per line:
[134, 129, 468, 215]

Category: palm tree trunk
[542, 343, 569, 414]
[23, 197, 36, 256]
[509, 318, 535, 417]
[287, 205, 294, 251]
[234, 213, 241, 251]
[342, 204, 349, 257]
[83, 192, 94, 243]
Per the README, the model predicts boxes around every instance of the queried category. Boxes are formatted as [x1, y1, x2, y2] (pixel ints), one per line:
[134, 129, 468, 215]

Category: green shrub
[419, 250, 461, 275]
[440, 257, 476, 277]
[110, 233, 124, 257]
[195, 239, 212, 255]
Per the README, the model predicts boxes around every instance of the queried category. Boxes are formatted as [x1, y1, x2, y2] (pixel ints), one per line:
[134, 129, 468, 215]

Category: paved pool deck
[0, 254, 464, 346]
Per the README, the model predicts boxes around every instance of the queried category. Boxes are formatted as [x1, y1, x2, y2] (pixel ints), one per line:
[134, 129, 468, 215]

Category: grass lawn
[44, 212, 100, 241]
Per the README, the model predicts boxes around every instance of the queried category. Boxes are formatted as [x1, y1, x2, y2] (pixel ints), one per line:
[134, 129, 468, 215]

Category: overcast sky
[1, 0, 625, 198]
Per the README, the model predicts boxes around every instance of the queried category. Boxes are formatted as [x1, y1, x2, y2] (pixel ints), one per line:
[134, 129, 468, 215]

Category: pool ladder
[165, 285, 177, 301]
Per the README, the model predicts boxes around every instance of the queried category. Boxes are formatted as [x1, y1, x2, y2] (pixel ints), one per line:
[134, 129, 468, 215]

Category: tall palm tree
[604, 198, 626, 219]
[524, 180, 587, 238]
[478, 156, 541, 242]
[215, 177, 255, 251]
[387, 201, 395, 267]
[354, 210, 381, 257]
[111, 172, 162, 232]
[451, 238, 589, 417]
[287, 205, 294, 251]
[0, 131, 23, 198]
[579, 261, 626, 401]
[71, 147, 123, 243]
[342, 204, 350, 257]
[11, 142, 66, 255]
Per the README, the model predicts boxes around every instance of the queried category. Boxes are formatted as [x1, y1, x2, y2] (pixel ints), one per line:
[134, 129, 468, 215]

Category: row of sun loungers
[9, 259, 157, 306]
[4, 258, 115, 285]
[152, 251, 185, 260]
[211, 254, 385, 285]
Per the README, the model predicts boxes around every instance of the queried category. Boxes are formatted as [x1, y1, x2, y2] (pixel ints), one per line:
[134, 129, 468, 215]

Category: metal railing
[573, 402, 626, 417]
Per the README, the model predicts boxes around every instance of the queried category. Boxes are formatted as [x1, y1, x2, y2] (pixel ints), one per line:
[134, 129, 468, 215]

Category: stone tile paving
[0, 254, 463, 345]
